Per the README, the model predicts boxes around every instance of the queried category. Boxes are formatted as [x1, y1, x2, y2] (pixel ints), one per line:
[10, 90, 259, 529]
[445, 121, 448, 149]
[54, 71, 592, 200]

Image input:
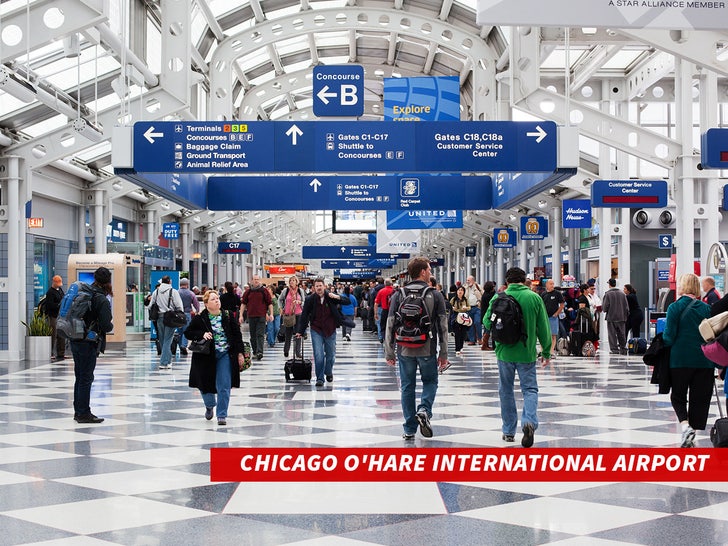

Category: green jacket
[662, 295, 713, 369]
[483, 284, 552, 362]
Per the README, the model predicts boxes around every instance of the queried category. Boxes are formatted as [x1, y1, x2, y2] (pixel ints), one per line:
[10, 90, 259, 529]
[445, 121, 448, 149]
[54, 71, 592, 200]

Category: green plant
[22, 308, 53, 336]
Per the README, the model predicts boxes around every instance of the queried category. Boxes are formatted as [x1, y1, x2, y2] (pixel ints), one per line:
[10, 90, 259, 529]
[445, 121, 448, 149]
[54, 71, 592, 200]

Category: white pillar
[6, 157, 23, 359]
[497, 248, 505, 286]
[180, 222, 190, 274]
[455, 247, 462, 282]
[479, 236, 487, 282]
[552, 206, 562, 283]
[519, 239, 528, 271]
[700, 70, 720, 272]
[94, 189, 106, 254]
[77, 204, 86, 254]
[206, 232, 215, 287]
[145, 210, 157, 246]
[675, 58, 695, 281]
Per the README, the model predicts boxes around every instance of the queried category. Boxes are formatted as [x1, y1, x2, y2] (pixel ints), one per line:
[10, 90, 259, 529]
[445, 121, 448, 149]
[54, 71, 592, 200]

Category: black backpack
[393, 285, 433, 348]
[489, 293, 527, 346]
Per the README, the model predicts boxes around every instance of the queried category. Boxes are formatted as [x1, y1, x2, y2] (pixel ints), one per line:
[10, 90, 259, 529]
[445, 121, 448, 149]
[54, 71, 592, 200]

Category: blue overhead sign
[384, 76, 460, 121]
[162, 222, 179, 240]
[115, 171, 207, 210]
[520, 216, 549, 240]
[386, 210, 463, 229]
[492, 169, 576, 210]
[562, 199, 592, 229]
[465, 246, 477, 257]
[591, 180, 668, 208]
[334, 269, 382, 277]
[129, 121, 560, 174]
[367, 258, 398, 268]
[493, 228, 517, 249]
[320, 260, 371, 269]
[302, 246, 408, 260]
[207, 175, 492, 211]
[701, 129, 728, 169]
[217, 242, 252, 254]
[313, 65, 365, 117]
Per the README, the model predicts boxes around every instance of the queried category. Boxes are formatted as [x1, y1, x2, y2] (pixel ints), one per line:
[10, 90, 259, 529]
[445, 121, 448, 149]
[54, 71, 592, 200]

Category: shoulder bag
[163, 290, 188, 327]
[148, 290, 160, 321]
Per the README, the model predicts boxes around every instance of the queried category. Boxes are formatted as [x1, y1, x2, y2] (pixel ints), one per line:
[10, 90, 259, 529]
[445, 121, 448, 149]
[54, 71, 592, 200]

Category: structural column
[552, 206, 562, 283]
[674, 58, 696, 280]
[206, 232, 215, 288]
[180, 223, 190, 275]
[700, 70, 720, 271]
[496, 248, 505, 286]
[145, 210, 157, 246]
[6, 157, 23, 359]
[479, 236, 487, 283]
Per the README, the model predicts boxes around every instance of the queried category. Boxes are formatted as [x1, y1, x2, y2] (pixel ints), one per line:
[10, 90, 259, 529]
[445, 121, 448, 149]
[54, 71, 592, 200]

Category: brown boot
[481, 333, 493, 350]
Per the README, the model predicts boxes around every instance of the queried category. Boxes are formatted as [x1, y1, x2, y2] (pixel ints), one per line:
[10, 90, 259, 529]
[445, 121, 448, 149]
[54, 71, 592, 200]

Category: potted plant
[22, 308, 53, 361]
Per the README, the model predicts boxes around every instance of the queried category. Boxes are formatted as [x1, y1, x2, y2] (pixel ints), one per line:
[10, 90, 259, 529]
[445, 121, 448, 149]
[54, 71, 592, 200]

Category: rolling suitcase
[627, 337, 647, 355]
[284, 338, 312, 382]
[711, 378, 728, 448]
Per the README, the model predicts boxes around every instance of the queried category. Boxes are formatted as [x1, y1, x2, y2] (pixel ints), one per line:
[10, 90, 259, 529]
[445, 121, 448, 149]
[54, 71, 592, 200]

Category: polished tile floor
[1, 327, 727, 545]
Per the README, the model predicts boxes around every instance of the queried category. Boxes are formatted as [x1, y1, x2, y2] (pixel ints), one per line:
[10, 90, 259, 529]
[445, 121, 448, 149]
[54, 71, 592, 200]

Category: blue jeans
[200, 349, 232, 418]
[266, 314, 281, 346]
[498, 359, 539, 436]
[156, 322, 177, 367]
[468, 306, 482, 342]
[71, 341, 98, 416]
[310, 329, 336, 382]
[398, 354, 438, 434]
[178, 312, 192, 349]
[376, 307, 383, 341]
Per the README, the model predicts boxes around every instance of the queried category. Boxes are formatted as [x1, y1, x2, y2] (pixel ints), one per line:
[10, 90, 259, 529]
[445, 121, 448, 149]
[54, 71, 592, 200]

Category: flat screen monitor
[332, 211, 377, 234]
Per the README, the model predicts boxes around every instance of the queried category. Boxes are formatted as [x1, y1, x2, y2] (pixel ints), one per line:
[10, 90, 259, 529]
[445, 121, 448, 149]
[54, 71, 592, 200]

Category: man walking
[177, 278, 200, 356]
[45, 275, 66, 361]
[296, 277, 352, 387]
[541, 279, 565, 355]
[385, 257, 449, 440]
[464, 275, 483, 345]
[148, 275, 184, 369]
[241, 275, 273, 360]
[72, 267, 114, 423]
[374, 278, 395, 343]
[483, 267, 551, 447]
[602, 277, 630, 355]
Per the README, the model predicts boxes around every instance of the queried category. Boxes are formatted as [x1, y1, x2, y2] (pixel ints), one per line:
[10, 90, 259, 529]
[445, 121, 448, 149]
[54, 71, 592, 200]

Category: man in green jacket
[483, 267, 552, 447]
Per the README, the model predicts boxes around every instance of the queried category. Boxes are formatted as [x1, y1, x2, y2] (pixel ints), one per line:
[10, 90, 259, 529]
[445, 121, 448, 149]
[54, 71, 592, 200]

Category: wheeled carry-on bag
[711, 378, 728, 448]
[284, 337, 313, 382]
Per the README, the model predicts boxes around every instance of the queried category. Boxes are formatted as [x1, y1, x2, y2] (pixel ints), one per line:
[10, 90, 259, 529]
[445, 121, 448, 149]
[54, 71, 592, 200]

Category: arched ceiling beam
[210, 7, 495, 120]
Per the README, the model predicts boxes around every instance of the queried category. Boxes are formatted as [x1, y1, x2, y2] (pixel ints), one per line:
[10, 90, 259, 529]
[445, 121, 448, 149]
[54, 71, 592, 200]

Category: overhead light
[0, 67, 37, 103]
[193, 215, 201, 223]
[111, 181, 123, 191]
[508, 214, 517, 221]
[160, 201, 170, 210]
[72, 118, 104, 142]
[538, 200, 547, 208]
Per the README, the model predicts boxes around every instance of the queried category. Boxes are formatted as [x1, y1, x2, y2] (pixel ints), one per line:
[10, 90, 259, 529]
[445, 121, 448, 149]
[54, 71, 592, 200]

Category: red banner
[211, 447, 728, 482]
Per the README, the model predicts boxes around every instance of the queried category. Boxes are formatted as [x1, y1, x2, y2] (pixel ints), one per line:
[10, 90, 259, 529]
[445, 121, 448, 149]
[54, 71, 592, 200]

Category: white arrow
[143, 126, 164, 144]
[309, 178, 322, 193]
[526, 125, 547, 143]
[341, 246, 346, 253]
[285, 124, 303, 145]
[317, 85, 338, 105]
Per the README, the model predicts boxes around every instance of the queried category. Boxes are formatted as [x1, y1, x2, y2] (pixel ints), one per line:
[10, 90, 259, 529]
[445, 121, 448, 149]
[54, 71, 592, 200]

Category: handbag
[148, 290, 160, 321]
[242, 341, 252, 371]
[162, 290, 187, 327]
[188, 338, 212, 354]
[699, 310, 728, 342]
[456, 312, 472, 326]
[283, 313, 296, 328]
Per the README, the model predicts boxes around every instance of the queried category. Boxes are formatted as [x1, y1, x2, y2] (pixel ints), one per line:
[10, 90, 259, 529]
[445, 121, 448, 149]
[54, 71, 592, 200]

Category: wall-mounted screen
[332, 211, 377, 234]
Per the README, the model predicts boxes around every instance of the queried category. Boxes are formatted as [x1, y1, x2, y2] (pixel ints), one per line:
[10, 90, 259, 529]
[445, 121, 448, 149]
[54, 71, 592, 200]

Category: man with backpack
[483, 267, 551, 448]
[148, 276, 184, 369]
[240, 275, 273, 360]
[385, 257, 449, 440]
[44, 275, 66, 361]
[374, 278, 395, 344]
[70, 267, 113, 423]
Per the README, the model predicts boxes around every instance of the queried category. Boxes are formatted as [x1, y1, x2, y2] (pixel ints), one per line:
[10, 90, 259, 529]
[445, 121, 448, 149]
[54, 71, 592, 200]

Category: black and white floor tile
[1, 327, 727, 545]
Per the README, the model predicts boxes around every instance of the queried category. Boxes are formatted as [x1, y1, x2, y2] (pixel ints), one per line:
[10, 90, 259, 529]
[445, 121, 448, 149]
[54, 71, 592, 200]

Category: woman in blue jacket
[662, 273, 714, 448]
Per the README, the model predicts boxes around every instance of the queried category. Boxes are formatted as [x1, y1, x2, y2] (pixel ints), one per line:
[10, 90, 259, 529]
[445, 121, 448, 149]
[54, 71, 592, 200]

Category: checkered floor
[1, 327, 728, 546]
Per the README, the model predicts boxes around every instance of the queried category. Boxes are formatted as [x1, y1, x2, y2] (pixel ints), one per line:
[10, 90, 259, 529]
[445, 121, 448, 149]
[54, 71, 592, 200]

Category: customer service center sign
[477, 0, 728, 30]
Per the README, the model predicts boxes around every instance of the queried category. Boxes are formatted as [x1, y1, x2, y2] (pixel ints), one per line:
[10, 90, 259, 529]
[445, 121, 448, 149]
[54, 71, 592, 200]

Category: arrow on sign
[309, 178, 322, 193]
[340, 247, 346, 253]
[317, 85, 338, 105]
[143, 126, 164, 144]
[285, 124, 303, 145]
[526, 125, 547, 143]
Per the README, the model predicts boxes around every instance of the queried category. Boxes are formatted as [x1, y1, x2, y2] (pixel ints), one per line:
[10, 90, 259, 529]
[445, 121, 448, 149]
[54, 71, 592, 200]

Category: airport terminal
[1, 0, 728, 544]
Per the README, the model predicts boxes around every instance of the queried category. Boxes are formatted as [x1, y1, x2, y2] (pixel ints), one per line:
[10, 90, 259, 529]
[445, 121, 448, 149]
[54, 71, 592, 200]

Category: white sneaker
[455, 350, 461, 356]
[680, 426, 696, 448]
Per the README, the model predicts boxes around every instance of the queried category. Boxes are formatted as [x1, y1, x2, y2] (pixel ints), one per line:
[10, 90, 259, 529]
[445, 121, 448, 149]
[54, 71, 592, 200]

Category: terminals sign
[313, 65, 364, 117]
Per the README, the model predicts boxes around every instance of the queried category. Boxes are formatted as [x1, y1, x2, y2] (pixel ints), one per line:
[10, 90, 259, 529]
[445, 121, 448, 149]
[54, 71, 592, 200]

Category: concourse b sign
[313, 65, 364, 117]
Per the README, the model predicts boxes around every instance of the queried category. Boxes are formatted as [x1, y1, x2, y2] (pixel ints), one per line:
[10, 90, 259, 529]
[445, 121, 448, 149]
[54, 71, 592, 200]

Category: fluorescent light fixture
[0, 67, 37, 103]
[72, 118, 104, 142]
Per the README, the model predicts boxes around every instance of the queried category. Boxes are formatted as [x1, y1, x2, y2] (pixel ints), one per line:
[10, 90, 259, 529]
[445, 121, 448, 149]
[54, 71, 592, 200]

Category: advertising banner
[476, 0, 728, 31]
[376, 211, 421, 254]
[386, 210, 463, 229]
[520, 216, 549, 241]
[384, 75, 460, 121]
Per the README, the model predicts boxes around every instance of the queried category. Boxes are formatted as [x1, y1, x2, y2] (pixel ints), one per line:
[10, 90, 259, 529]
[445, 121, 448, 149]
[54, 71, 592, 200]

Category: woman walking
[662, 273, 714, 447]
[185, 290, 247, 426]
[450, 285, 471, 356]
[624, 284, 644, 339]
[278, 276, 306, 358]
